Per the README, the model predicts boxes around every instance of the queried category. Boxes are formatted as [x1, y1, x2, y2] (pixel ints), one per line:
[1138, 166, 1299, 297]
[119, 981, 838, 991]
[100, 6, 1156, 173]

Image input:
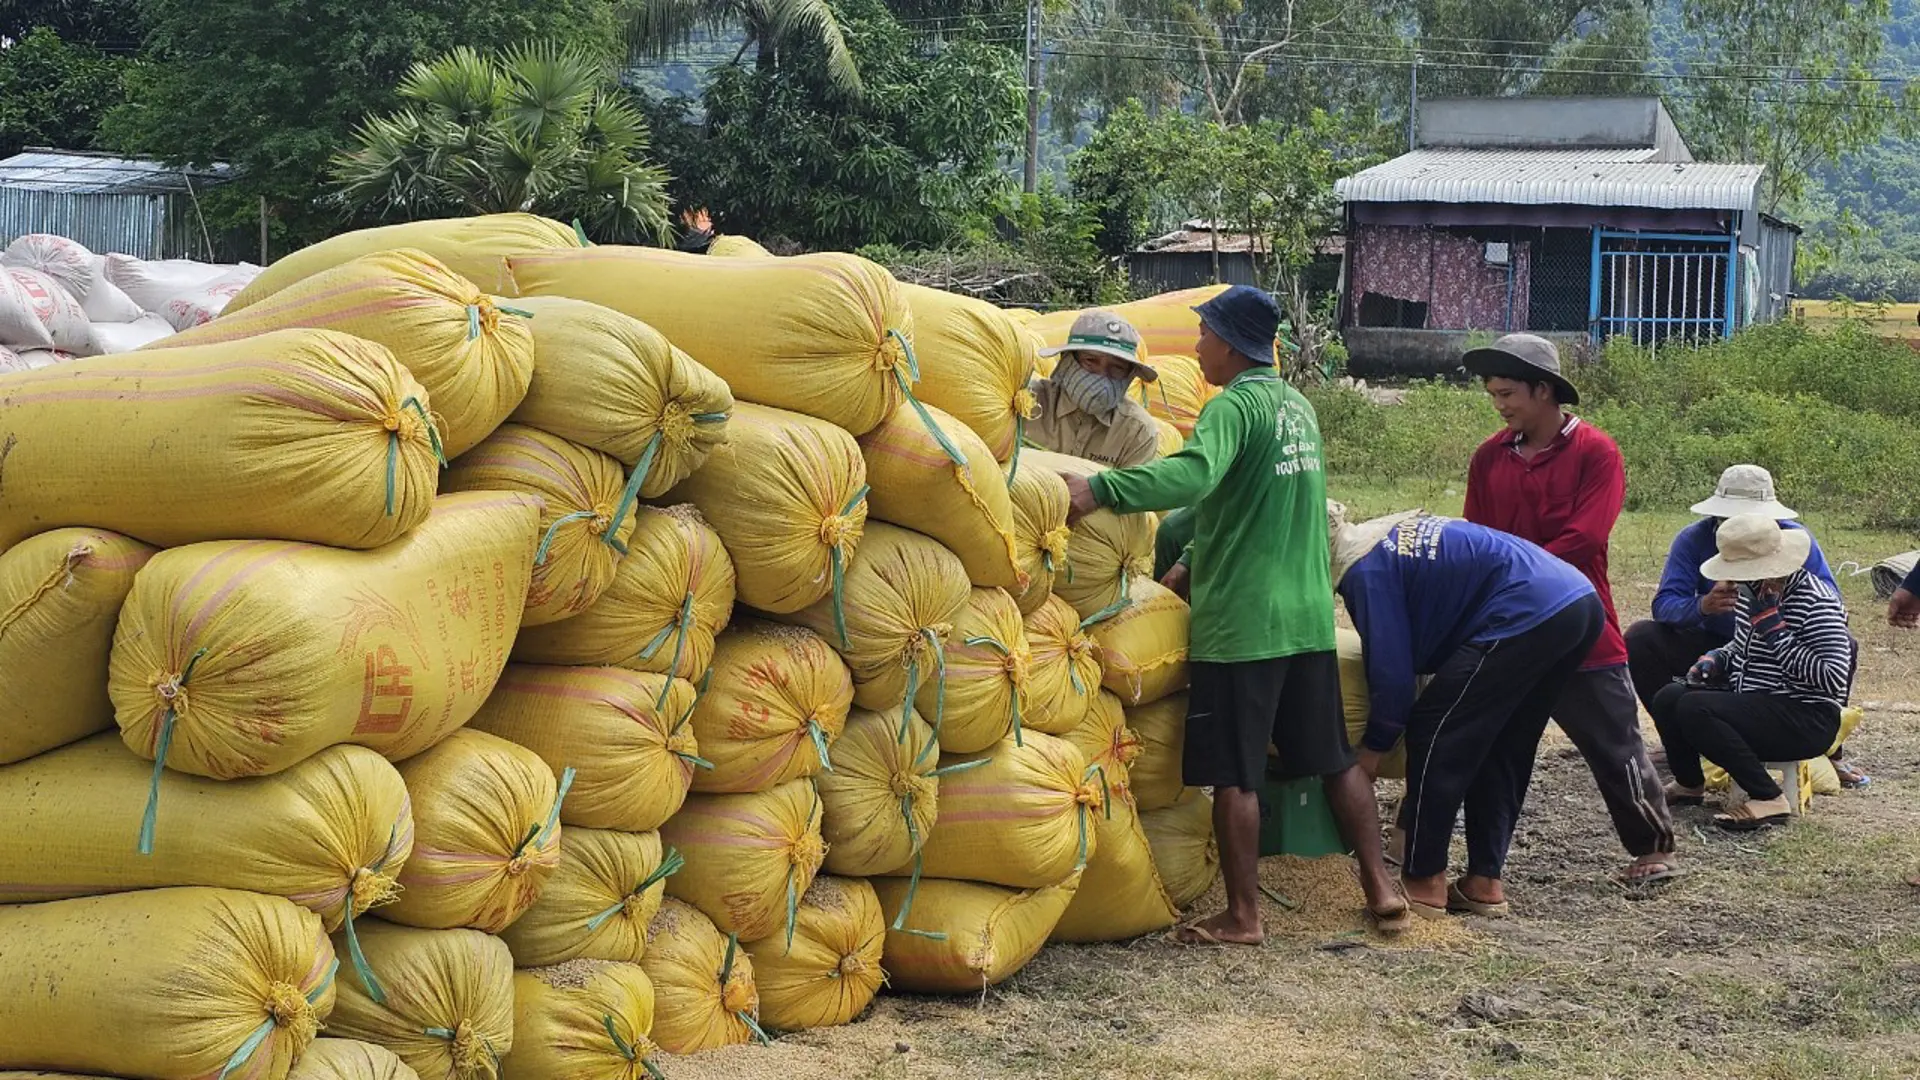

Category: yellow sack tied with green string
[689, 621, 854, 794]
[1126, 692, 1190, 811]
[707, 234, 773, 258]
[1138, 354, 1220, 439]
[1006, 464, 1071, 614]
[783, 521, 969, 718]
[382, 729, 564, 934]
[506, 962, 660, 1080]
[905, 730, 1100, 890]
[0, 887, 336, 1080]
[506, 295, 732, 495]
[743, 876, 886, 1032]
[1022, 450, 1155, 620]
[1088, 577, 1190, 706]
[110, 493, 540, 802]
[290, 1039, 421, 1080]
[230, 213, 581, 311]
[442, 425, 633, 627]
[816, 706, 941, 879]
[1028, 286, 1228, 365]
[919, 586, 1028, 755]
[507, 247, 913, 437]
[1152, 417, 1184, 459]
[468, 665, 700, 834]
[661, 401, 868, 615]
[898, 282, 1038, 464]
[641, 899, 766, 1053]
[1053, 692, 1179, 942]
[660, 778, 826, 946]
[326, 924, 514, 1080]
[0, 527, 155, 764]
[1336, 627, 1405, 780]
[1021, 593, 1103, 737]
[0, 736, 411, 937]
[0, 328, 442, 551]
[1141, 789, 1217, 909]
[499, 828, 677, 969]
[512, 505, 735, 680]
[154, 249, 534, 458]
[872, 870, 1081, 994]
[859, 400, 1024, 591]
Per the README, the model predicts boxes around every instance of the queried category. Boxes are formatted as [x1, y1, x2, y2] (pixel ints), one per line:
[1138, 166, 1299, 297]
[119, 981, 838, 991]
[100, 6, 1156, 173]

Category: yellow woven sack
[1023, 450, 1155, 619]
[783, 522, 970, 717]
[1021, 594, 1103, 737]
[467, 665, 700, 834]
[859, 400, 1023, 591]
[326, 924, 514, 1080]
[506, 295, 732, 495]
[381, 729, 561, 933]
[1126, 692, 1188, 811]
[0, 528, 154, 764]
[708, 234, 773, 258]
[442, 425, 633, 627]
[689, 621, 854, 794]
[1087, 577, 1190, 706]
[507, 246, 913, 436]
[641, 899, 765, 1053]
[0, 329, 440, 550]
[1053, 695, 1179, 942]
[0, 887, 335, 1080]
[660, 778, 826, 946]
[1028, 286, 1228, 363]
[909, 731, 1100, 889]
[512, 505, 735, 680]
[1137, 354, 1220, 438]
[871, 871, 1081, 994]
[898, 282, 1038, 463]
[156, 249, 534, 457]
[230, 213, 580, 311]
[743, 876, 885, 1032]
[0, 736, 410, 936]
[290, 1039, 420, 1080]
[661, 401, 867, 615]
[1006, 464, 1071, 614]
[919, 586, 1028, 754]
[1140, 789, 1217, 908]
[1336, 628, 1405, 780]
[1152, 416, 1184, 458]
[111, 492, 540, 794]
[498, 829, 675, 969]
[816, 706, 939, 878]
[507, 962, 660, 1080]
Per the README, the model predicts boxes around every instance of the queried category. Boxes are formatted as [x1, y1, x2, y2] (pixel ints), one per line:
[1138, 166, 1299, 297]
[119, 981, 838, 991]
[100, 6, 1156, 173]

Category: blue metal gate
[1588, 229, 1739, 344]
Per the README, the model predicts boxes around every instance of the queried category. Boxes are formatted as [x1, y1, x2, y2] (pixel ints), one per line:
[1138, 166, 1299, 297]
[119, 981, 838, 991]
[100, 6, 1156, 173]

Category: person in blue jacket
[1332, 506, 1603, 920]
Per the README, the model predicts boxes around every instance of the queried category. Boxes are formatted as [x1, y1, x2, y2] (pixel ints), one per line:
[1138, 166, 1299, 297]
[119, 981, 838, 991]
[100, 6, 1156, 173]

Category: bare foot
[1170, 909, 1263, 946]
[1358, 865, 1407, 921]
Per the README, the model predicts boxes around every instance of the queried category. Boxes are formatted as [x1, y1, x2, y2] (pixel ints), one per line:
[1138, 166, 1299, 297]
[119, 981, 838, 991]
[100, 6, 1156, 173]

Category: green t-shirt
[1089, 369, 1335, 662]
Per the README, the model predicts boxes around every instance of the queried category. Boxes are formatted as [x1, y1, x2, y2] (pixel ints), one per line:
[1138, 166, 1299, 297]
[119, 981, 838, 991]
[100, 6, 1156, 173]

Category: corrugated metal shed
[0, 149, 235, 260]
[0, 149, 235, 194]
[1337, 149, 1763, 211]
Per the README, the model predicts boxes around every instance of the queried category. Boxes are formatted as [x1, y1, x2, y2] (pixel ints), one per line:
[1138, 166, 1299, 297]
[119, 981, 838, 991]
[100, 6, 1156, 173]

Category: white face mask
[1056, 358, 1133, 420]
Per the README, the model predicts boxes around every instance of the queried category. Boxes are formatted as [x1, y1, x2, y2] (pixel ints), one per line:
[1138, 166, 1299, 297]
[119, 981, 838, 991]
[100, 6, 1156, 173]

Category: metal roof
[1337, 149, 1764, 211]
[0, 149, 235, 195]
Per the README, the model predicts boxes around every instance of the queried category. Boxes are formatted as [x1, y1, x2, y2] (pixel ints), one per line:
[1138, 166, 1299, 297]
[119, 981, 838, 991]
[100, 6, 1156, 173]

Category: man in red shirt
[1461, 334, 1676, 892]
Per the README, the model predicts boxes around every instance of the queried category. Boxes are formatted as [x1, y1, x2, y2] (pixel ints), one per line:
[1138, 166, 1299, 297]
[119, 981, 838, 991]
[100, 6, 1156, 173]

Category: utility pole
[1023, 0, 1040, 194]
[1407, 51, 1420, 151]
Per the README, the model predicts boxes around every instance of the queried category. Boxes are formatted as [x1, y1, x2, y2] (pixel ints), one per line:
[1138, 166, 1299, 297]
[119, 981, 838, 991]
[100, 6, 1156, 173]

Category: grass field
[663, 474, 1920, 1080]
[1795, 300, 1920, 341]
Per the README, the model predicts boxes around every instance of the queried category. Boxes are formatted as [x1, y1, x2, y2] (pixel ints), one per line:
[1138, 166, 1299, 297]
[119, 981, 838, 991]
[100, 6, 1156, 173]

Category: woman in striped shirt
[1651, 515, 1851, 831]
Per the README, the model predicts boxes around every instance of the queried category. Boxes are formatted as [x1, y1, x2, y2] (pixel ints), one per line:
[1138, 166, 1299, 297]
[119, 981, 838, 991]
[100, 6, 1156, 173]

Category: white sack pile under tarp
[0, 233, 259, 364]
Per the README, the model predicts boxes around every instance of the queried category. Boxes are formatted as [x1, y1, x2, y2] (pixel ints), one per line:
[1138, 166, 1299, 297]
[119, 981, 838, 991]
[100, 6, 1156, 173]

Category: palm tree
[627, 0, 863, 99]
[332, 43, 673, 244]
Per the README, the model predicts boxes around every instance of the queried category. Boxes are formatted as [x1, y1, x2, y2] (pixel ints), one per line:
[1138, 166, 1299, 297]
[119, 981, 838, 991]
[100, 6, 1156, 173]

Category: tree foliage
[626, 0, 863, 98]
[1408, 0, 1653, 98]
[0, 26, 128, 157]
[0, 0, 141, 46]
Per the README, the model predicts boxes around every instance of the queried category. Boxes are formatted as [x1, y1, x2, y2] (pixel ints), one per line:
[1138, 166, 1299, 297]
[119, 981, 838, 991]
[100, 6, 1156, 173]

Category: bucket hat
[1690, 464, 1798, 520]
[1038, 310, 1158, 383]
[1701, 514, 1813, 582]
[1462, 333, 1580, 405]
[1193, 285, 1281, 365]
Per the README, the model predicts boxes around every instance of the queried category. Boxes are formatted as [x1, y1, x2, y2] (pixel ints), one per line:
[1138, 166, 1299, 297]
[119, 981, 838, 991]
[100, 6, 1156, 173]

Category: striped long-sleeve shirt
[1712, 570, 1852, 708]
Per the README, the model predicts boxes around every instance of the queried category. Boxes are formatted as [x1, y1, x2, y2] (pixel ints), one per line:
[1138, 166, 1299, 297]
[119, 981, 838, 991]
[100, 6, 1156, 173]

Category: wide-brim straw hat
[1701, 513, 1813, 582]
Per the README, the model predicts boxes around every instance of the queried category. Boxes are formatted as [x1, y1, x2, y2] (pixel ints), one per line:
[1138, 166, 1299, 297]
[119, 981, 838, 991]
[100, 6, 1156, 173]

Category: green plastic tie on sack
[604, 1014, 636, 1061]
[897, 649, 920, 745]
[498, 304, 534, 319]
[466, 304, 481, 342]
[534, 510, 597, 567]
[964, 635, 1022, 748]
[585, 846, 685, 933]
[808, 719, 833, 772]
[510, 766, 576, 861]
[216, 956, 338, 1080]
[739, 1010, 773, 1047]
[783, 786, 822, 951]
[138, 646, 208, 855]
[401, 397, 447, 466]
[604, 430, 664, 554]
[693, 411, 730, 424]
[1079, 572, 1134, 631]
[655, 592, 696, 707]
[572, 219, 593, 246]
[341, 898, 384, 1005]
[828, 485, 868, 652]
[424, 1027, 502, 1076]
[886, 328, 966, 467]
[888, 851, 949, 942]
[669, 668, 711, 738]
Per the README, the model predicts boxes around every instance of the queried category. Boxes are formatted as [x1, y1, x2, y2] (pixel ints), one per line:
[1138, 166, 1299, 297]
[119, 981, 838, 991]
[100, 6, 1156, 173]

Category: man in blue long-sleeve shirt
[1333, 507, 1603, 918]
[1625, 465, 1835, 714]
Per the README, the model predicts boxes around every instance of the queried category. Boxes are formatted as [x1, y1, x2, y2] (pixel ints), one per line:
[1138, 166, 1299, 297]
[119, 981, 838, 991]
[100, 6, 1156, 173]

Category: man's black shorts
[1184, 651, 1352, 791]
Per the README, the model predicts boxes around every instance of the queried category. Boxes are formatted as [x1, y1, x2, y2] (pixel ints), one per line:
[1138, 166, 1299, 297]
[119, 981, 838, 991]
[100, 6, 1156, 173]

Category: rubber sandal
[1407, 899, 1450, 922]
[1715, 810, 1790, 832]
[1368, 903, 1412, 935]
[1617, 860, 1686, 887]
[1166, 923, 1260, 947]
[1836, 762, 1872, 789]
[1447, 882, 1511, 918]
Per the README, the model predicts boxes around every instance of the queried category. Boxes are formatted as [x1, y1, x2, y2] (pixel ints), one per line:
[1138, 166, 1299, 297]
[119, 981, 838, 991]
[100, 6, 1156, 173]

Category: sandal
[1166, 923, 1261, 947]
[1714, 797, 1791, 832]
[1617, 859, 1686, 887]
[1447, 881, 1511, 918]
[1406, 899, 1450, 922]
[1834, 761, 1872, 789]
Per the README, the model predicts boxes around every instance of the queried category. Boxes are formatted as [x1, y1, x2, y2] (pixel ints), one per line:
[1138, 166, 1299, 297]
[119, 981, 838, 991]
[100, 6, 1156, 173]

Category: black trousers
[1402, 596, 1605, 881]
[1648, 683, 1842, 801]
[1624, 620, 1723, 713]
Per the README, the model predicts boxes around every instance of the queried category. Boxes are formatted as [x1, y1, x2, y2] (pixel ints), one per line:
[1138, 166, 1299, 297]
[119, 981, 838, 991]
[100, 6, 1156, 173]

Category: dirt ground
[663, 482, 1920, 1079]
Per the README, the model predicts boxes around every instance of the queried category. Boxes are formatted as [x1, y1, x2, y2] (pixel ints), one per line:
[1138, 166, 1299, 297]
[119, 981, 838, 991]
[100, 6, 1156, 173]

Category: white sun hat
[1700, 513, 1814, 582]
[1690, 464, 1798, 520]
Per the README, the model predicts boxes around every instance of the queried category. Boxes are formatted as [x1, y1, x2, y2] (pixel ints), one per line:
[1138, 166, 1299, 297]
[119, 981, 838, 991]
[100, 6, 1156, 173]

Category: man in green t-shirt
[1062, 286, 1407, 943]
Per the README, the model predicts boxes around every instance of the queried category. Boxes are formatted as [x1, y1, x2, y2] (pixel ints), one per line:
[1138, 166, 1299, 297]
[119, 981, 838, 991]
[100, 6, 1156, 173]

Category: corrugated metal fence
[0, 190, 202, 260]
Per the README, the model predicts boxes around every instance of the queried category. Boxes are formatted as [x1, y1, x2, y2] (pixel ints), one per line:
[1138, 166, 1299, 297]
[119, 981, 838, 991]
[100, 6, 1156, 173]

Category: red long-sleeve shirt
[1463, 414, 1628, 670]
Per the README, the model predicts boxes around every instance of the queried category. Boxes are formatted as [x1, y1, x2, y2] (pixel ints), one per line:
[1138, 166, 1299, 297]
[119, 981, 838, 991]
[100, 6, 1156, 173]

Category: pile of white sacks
[0, 232, 259, 371]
